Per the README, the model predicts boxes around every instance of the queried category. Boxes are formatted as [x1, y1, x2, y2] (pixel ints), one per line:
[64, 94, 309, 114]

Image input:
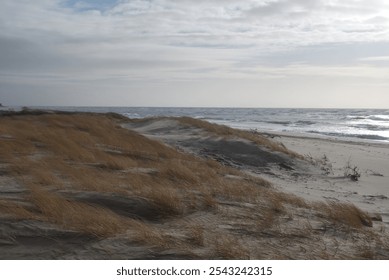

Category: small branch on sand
[365, 169, 384, 177]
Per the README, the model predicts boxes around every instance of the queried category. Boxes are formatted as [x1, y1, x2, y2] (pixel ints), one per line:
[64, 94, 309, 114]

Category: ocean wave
[347, 115, 367, 120]
[350, 124, 389, 131]
[369, 115, 389, 121]
[264, 121, 291, 125]
[122, 113, 141, 119]
[295, 120, 316, 126]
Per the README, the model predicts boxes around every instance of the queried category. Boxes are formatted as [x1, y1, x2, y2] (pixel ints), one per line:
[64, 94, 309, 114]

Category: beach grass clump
[212, 234, 251, 259]
[127, 219, 170, 248]
[28, 184, 128, 237]
[0, 200, 36, 220]
[314, 201, 372, 228]
[273, 191, 310, 209]
[140, 186, 185, 216]
[186, 224, 205, 246]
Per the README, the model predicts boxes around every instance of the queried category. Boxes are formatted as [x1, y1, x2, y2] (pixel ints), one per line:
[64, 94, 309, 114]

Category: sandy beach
[263, 133, 389, 226]
[1, 111, 389, 259]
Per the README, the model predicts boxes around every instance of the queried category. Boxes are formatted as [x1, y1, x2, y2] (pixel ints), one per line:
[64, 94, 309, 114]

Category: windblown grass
[212, 234, 251, 259]
[314, 201, 373, 228]
[0, 111, 386, 259]
[0, 200, 36, 220]
[27, 184, 128, 237]
[0, 112, 271, 228]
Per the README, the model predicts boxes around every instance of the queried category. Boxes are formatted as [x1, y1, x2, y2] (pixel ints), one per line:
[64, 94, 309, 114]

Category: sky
[1, 0, 389, 108]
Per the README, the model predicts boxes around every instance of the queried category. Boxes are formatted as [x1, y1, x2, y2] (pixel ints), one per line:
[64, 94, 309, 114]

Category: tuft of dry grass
[157, 160, 200, 185]
[186, 224, 205, 246]
[140, 186, 185, 216]
[267, 192, 286, 214]
[357, 245, 376, 259]
[256, 207, 278, 233]
[128, 219, 170, 248]
[272, 191, 310, 209]
[314, 201, 373, 228]
[28, 184, 129, 237]
[212, 234, 251, 259]
[0, 200, 36, 220]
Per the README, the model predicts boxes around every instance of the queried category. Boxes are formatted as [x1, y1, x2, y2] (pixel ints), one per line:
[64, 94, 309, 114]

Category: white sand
[271, 134, 389, 225]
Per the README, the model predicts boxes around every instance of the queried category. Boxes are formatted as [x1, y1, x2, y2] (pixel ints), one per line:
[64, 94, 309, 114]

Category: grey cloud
[365, 16, 389, 24]
[242, 42, 389, 67]
[325, 0, 386, 15]
[0, 36, 70, 72]
[244, 0, 322, 18]
[0, 36, 203, 76]
[1, 0, 389, 107]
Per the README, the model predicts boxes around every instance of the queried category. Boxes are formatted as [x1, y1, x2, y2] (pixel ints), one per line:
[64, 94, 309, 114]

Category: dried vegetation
[0, 111, 388, 259]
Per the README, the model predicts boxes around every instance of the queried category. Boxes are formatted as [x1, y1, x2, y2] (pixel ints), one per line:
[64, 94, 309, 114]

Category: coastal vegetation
[0, 111, 388, 259]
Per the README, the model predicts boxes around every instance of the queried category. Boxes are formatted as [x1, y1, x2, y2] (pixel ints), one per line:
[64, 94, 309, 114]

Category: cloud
[1, 0, 389, 107]
[64, 0, 117, 12]
[2, 1, 389, 49]
[360, 56, 389, 62]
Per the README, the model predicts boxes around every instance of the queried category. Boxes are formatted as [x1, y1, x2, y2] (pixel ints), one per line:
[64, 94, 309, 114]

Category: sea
[2, 106, 389, 143]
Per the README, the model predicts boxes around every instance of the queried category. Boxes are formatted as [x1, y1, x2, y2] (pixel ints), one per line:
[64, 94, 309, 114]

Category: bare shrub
[344, 159, 361, 181]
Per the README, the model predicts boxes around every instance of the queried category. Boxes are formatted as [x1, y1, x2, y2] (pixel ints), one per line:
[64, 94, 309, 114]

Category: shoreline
[257, 130, 389, 149]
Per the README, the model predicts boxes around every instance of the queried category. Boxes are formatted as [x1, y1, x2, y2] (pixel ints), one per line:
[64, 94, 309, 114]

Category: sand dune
[0, 111, 388, 259]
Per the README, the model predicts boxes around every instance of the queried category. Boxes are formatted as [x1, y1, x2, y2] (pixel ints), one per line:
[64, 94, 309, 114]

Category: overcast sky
[1, 0, 389, 108]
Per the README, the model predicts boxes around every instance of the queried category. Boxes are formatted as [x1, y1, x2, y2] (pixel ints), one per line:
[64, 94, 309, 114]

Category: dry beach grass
[0, 111, 388, 259]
